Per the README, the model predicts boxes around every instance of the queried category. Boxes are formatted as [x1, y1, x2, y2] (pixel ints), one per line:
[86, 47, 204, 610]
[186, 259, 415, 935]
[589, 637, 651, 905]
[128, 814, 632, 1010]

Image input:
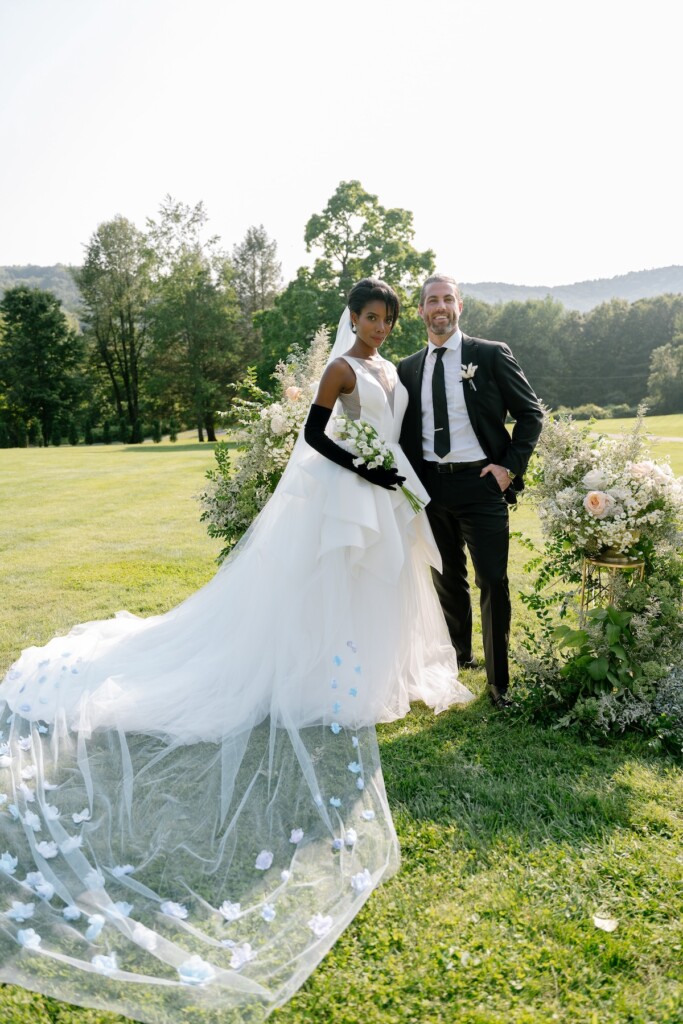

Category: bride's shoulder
[323, 355, 355, 376]
[318, 356, 357, 398]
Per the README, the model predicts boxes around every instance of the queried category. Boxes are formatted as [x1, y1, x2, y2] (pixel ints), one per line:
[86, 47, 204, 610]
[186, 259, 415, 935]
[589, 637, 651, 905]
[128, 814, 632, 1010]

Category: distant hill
[0, 264, 82, 316]
[2, 263, 683, 317]
[460, 265, 683, 312]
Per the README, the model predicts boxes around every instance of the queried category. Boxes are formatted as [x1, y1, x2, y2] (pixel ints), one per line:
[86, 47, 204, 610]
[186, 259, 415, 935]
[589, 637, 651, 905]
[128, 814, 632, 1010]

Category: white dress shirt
[421, 330, 487, 463]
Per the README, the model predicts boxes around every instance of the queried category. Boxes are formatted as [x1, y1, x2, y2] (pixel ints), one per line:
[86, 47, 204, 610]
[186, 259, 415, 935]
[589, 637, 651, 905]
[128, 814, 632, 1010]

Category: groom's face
[419, 283, 463, 341]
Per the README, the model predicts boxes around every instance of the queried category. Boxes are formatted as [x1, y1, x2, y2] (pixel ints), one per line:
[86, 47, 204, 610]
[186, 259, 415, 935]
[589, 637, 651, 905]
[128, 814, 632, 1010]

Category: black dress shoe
[461, 655, 480, 670]
[488, 685, 513, 709]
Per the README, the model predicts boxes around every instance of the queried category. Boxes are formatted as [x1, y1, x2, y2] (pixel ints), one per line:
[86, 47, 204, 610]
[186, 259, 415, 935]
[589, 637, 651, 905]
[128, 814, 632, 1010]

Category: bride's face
[352, 301, 395, 351]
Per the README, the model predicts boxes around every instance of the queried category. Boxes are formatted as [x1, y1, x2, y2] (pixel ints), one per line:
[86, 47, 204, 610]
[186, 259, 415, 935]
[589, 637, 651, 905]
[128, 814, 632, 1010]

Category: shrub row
[0, 418, 181, 448]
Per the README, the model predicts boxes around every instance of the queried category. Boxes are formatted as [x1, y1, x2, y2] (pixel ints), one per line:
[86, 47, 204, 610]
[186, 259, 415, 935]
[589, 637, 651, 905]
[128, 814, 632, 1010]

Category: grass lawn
[0, 436, 682, 1024]
[593, 412, 683, 443]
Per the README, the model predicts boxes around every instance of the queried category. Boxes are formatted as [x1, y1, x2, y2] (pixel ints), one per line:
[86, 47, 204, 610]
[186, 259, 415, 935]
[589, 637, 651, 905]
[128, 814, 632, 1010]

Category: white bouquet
[333, 414, 425, 514]
[532, 413, 683, 556]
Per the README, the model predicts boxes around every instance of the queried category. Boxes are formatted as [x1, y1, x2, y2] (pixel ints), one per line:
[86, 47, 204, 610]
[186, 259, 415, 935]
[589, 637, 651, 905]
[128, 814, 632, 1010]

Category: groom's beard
[424, 311, 459, 336]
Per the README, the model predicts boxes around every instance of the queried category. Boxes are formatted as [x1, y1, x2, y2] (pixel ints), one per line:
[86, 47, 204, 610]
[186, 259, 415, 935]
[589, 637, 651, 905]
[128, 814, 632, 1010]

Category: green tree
[486, 297, 569, 409]
[647, 335, 683, 413]
[618, 295, 683, 406]
[0, 285, 85, 445]
[131, 418, 143, 444]
[560, 295, 683, 410]
[255, 267, 328, 383]
[232, 224, 282, 374]
[304, 180, 434, 296]
[232, 224, 281, 321]
[73, 216, 153, 437]
[27, 419, 43, 446]
[258, 181, 435, 380]
[146, 197, 242, 442]
[458, 296, 496, 340]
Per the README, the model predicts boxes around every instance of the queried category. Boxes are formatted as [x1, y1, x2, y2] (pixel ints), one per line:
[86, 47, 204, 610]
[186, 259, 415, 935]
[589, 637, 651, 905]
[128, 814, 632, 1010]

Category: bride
[0, 278, 472, 1023]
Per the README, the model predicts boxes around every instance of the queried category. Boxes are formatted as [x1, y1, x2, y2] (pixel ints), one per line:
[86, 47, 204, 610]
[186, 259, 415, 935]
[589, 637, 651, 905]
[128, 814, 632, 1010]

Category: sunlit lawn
[576, 412, 683, 477]
[593, 412, 683, 444]
[0, 430, 681, 1024]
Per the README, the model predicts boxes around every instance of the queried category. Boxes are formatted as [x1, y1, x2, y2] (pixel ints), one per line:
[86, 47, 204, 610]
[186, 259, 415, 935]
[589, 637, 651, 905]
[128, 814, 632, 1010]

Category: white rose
[582, 469, 608, 490]
[652, 464, 673, 485]
[628, 460, 655, 480]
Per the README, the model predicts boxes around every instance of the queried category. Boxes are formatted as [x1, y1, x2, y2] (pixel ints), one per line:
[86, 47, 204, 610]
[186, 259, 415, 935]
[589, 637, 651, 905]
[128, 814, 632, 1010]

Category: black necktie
[432, 348, 451, 458]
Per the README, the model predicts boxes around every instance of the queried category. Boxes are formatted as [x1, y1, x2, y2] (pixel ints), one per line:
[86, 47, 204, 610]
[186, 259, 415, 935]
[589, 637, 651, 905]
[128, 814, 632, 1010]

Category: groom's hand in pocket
[480, 464, 512, 491]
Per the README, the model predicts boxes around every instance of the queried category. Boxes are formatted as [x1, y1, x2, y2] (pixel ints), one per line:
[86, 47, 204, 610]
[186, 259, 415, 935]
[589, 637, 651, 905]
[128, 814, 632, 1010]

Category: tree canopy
[2, 182, 683, 448]
[258, 180, 435, 381]
[0, 285, 84, 445]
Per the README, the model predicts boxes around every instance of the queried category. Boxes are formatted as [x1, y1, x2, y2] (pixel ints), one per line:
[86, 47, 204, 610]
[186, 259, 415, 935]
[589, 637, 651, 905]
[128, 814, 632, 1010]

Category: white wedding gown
[0, 354, 472, 1023]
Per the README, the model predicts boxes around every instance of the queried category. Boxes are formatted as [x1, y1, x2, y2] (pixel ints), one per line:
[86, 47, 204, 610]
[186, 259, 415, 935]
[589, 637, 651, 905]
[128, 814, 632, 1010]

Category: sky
[0, 0, 680, 287]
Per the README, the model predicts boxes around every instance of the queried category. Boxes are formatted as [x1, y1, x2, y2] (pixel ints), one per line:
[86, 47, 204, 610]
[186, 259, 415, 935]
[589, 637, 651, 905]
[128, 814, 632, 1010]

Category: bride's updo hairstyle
[347, 277, 400, 327]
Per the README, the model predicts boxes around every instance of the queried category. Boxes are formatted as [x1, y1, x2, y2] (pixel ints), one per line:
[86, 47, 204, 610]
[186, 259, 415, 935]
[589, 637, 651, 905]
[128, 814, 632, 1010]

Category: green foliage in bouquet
[198, 327, 331, 561]
[515, 413, 683, 752]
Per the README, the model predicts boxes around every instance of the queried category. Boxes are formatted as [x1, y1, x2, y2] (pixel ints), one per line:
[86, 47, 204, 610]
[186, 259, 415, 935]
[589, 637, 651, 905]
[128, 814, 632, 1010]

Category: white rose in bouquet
[582, 468, 609, 490]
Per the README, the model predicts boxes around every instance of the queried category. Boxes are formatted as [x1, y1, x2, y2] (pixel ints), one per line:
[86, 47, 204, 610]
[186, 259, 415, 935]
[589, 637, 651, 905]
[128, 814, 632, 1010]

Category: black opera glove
[304, 404, 406, 491]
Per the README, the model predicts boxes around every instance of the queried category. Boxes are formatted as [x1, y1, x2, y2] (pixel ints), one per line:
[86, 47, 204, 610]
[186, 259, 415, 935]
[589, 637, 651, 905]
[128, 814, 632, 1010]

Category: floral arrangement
[515, 411, 683, 752]
[333, 414, 424, 513]
[532, 412, 683, 558]
[198, 327, 331, 560]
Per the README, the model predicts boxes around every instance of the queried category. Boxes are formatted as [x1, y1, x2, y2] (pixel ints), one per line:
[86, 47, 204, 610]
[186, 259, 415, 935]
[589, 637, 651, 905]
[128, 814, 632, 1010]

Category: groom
[398, 274, 543, 707]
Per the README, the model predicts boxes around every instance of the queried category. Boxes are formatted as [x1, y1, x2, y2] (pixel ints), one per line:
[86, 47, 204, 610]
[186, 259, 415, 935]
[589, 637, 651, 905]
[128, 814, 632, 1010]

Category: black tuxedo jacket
[397, 334, 543, 496]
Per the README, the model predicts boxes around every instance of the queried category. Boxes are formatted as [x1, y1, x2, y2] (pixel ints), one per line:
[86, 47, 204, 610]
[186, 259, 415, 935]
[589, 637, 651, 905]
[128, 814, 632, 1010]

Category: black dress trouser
[423, 464, 511, 691]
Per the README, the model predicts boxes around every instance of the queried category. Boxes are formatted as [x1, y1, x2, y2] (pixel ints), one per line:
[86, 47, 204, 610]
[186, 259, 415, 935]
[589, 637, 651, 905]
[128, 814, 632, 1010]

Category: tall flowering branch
[198, 327, 331, 560]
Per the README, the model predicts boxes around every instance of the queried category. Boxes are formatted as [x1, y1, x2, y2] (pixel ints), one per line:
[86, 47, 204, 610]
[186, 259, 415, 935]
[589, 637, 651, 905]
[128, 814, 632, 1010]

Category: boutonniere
[460, 363, 478, 391]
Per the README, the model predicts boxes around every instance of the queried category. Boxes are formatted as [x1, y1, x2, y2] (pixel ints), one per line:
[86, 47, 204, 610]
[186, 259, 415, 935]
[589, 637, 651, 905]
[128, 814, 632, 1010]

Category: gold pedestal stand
[580, 554, 645, 624]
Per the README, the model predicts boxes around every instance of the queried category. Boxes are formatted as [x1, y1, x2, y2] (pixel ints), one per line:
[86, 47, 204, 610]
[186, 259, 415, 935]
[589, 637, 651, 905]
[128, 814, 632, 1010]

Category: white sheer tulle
[0, 313, 472, 1023]
[326, 307, 356, 365]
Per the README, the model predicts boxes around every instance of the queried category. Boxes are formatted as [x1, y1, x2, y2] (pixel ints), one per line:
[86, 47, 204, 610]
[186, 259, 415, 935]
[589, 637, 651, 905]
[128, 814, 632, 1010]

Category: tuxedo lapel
[460, 335, 480, 436]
